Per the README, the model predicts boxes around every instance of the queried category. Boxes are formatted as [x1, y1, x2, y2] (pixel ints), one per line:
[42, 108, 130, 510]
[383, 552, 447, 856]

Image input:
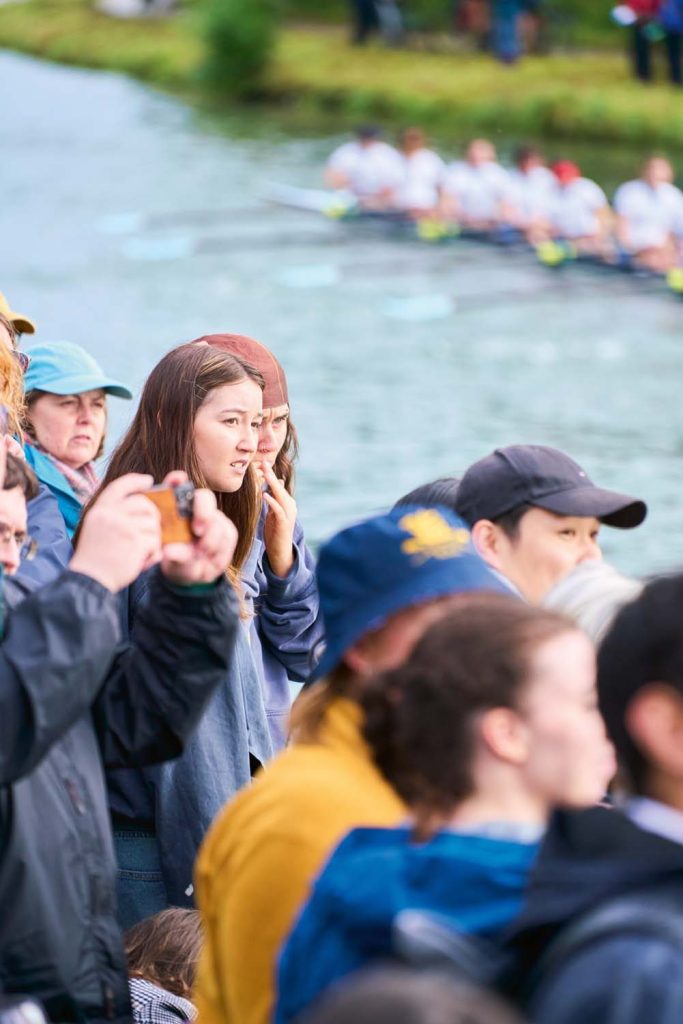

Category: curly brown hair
[361, 597, 575, 833]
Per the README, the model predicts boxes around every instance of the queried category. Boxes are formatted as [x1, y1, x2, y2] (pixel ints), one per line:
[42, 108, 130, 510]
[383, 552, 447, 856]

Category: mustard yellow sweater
[193, 697, 405, 1024]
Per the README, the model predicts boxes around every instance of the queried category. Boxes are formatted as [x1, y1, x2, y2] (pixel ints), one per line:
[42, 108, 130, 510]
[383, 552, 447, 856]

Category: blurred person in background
[99, 343, 273, 928]
[510, 574, 683, 1024]
[194, 333, 322, 751]
[548, 161, 612, 255]
[390, 128, 445, 217]
[393, 475, 460, 511]
[440, 139, 510, 230]
[325, 126, 403, 208]
[504, 145, 555, 242]
[297, 968, 526, 1024]
[543, 559, 643, 645]
[348, 0, 379, 44]
[275, 600, 614, 1021]
[0, 452, 240, 1024]
[0, 291, 35, 351]
[614, 156, 683, 271]
[125, 909, 201, 1024]
[23, 342, 133, 537]
[193, 507, 510, 1024]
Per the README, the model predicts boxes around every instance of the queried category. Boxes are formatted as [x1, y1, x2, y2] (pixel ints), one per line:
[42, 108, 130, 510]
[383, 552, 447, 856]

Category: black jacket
[507, 806, 683, 1024]
[0, 568, 238, 1024]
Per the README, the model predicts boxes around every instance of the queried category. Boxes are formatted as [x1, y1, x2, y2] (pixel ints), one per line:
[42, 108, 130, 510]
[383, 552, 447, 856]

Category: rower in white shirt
[325, 125, 404, 209]
[440, 139, 511, 229]
[614, 156, 683, 272]
[548, 160, 612, 256]
[504, 144, 556, 242]
[390, 127, 445, 216]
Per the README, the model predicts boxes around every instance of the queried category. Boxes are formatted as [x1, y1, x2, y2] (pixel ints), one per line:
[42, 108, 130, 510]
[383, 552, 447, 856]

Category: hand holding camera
[151, 471, 238, 586]
[70, 473, 162, 592]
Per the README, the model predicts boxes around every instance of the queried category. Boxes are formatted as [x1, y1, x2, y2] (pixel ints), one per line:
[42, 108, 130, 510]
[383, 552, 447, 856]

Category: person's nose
[0, 536, 21, 576]
[578, 535, 602, 563]
[77, 402, 94, 425]
[237, 426, 258, 454]
[258, 423, 276, 453]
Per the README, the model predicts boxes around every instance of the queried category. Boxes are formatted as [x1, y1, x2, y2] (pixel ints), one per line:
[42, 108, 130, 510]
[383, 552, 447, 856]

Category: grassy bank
[2, 0, 683, 148]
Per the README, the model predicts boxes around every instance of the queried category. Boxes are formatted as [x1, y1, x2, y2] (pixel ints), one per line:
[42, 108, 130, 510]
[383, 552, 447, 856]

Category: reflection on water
[2, 50, 682, 576]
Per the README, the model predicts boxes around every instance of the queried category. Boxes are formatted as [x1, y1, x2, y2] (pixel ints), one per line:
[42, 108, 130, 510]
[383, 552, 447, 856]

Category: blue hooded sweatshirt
[242, 510, 323, 751]
[275, 825, 540, 1023]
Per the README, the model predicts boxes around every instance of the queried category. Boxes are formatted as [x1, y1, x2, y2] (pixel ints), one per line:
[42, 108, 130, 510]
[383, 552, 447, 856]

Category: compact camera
[142, 482, 195, 544]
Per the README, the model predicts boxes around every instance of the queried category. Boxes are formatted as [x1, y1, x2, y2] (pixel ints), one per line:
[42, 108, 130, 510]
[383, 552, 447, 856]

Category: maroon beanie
[192, 333, 289, 409]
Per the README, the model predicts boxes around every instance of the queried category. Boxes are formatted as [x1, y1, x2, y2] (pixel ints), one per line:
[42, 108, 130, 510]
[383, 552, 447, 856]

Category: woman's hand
[260, 461, 297, 578]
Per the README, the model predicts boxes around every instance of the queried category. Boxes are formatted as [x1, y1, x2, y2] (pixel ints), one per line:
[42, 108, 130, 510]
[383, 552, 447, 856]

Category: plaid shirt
[129, 978, 197, 1024]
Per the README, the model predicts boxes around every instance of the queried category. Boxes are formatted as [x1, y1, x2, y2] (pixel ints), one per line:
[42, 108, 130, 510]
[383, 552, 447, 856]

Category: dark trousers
[632, 23, 682, 84]
[350, 0, 379, 43]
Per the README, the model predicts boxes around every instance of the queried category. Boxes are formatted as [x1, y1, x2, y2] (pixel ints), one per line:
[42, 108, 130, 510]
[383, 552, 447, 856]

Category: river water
[2, 50, 682, 576]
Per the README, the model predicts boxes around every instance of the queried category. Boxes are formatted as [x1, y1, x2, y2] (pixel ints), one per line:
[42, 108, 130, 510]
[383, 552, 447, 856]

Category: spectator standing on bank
[659, 0, 683, 82]
[491, 0, 523, 63]
[349, 0, 379, 44]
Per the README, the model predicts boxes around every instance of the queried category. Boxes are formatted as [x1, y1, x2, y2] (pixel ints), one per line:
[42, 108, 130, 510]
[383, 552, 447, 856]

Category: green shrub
[201, 0, 280, 95]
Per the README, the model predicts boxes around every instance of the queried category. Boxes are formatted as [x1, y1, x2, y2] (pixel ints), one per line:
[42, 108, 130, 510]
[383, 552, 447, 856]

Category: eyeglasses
[0, 522, 37, 561]
[12, 350, 30, 373]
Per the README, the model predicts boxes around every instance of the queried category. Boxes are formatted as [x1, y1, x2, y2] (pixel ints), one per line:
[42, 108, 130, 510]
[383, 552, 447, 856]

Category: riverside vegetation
[2, 0, 683, 147]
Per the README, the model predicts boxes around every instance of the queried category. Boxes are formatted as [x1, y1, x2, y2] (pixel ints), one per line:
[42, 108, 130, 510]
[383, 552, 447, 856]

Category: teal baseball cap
[23, 342, 133, 399]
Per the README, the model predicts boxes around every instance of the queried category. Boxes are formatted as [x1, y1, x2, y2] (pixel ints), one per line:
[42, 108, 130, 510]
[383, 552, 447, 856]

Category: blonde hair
[0, 313, 26, 437]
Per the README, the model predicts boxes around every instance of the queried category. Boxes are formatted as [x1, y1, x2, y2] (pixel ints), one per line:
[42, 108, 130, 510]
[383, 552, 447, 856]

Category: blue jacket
[242, 510, 323, 750]
[20, 482, 73, 588]
[24, 443, 82, 539]
[275, 825, 539, 1023]
[660, 0, 683, 31]
[107, 570, 273, 908]
[508, 807, 683, 1024]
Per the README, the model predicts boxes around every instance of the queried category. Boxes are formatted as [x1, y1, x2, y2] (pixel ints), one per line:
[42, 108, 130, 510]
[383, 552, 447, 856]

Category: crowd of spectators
[2, 288, 683, 1024]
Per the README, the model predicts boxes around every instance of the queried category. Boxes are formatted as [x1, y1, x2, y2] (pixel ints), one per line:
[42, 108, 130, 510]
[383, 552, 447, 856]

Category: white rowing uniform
[614, 179, 683, 251]
[548, 177, 608, 239]
[440, 160, 510, 222]
[325, 140, 404, 199]
[504, 166, 556, 226]
[392, 148, 445, 210]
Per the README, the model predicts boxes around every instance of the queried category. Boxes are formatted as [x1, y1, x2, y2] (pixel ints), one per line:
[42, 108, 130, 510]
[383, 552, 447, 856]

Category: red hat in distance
[552, 160, 581, 184]
[192, 334, 289, 409]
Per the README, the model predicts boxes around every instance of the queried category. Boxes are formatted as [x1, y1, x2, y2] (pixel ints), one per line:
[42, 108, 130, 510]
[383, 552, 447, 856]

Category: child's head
[124, 908, 202, 1000]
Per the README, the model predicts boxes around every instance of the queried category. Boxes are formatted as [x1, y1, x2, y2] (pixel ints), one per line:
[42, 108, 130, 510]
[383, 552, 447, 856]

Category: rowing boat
[263, 183, 683, 299]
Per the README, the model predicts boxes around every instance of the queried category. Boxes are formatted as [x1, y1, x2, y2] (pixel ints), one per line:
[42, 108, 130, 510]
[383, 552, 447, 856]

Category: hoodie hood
[317, 826, 539, 943]
[506, 806, 683, 966]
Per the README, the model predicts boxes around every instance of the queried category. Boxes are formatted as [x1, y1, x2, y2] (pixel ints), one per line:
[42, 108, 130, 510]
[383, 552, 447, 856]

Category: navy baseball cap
[309, 505, 513, 683]
[455, 445, 646, 530]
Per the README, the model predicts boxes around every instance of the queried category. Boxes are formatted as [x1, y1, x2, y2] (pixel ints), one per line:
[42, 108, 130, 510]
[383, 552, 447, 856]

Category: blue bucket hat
[23, 342, 133, 399]
[309, 505, 514, 683]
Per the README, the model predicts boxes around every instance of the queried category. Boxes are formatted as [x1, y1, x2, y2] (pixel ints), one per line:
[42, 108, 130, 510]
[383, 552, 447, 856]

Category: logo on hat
[399, 510, 470, 563]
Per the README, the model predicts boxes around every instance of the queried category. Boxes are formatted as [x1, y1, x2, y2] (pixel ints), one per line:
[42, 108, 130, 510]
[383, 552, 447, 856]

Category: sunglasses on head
[13, 350, 30, 373]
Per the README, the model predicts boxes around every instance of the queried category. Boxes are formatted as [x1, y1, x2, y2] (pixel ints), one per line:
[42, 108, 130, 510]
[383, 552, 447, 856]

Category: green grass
[1, 0, 683, 147]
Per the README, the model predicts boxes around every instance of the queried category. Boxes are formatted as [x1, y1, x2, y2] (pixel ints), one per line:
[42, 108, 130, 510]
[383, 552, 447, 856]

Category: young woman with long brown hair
[193, 333, 322, 750]
[102, 342, 274, 929]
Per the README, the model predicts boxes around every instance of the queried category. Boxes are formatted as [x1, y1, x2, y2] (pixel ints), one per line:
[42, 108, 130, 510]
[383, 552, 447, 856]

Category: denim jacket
[107, 570, 273, 907]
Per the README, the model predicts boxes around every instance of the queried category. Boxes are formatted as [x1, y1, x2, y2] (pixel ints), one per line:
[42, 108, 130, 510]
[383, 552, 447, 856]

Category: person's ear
[343, 643, 374, 677]
[471, 519, 506, 571]
[626, 684, 683, 781]
[480, 707, 529, 765]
